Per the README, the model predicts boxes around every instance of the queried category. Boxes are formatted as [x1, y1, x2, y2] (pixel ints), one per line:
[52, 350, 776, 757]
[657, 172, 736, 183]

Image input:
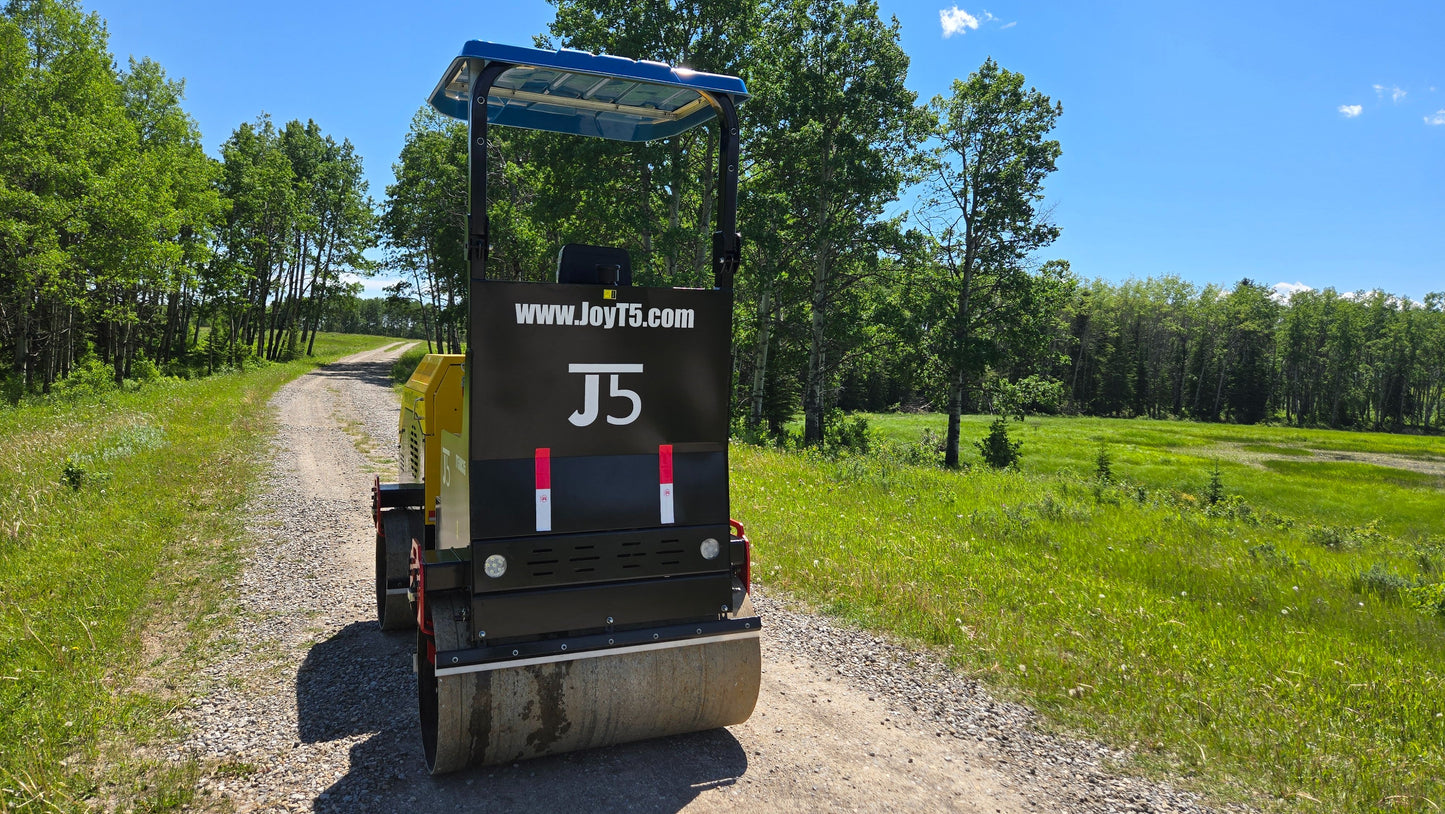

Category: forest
[0, 0, 375, 394]
[3, 0, 1443, 446]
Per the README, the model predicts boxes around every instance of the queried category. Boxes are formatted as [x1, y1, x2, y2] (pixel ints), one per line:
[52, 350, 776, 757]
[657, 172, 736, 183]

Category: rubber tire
[377, 509, 422, 631]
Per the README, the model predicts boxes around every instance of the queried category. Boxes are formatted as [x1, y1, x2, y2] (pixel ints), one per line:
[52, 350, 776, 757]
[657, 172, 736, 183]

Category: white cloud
[1426, 110, 1445, 126]
[1272, 282, 1313, 302]
[940, 6, 980, 37]
[1373, 84, 1406, 103]
[1338, 104, 1363, 118]
[1001, 20, 1017, 29]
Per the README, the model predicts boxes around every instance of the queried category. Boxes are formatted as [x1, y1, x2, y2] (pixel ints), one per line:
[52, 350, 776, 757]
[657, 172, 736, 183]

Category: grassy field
[0, 334, 395, 813]
[737, 413, 1445, 813]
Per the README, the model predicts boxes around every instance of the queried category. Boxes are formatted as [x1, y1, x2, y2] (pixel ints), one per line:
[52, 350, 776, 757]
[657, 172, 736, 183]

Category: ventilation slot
[657, 540, 684, 567]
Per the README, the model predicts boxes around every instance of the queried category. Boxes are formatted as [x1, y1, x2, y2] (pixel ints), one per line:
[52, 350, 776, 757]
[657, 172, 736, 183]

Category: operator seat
[556, 243, 632, 286]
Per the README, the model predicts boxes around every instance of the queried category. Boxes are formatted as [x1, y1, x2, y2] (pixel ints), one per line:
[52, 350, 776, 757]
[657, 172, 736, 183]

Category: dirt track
[172, 344, 1229, 813]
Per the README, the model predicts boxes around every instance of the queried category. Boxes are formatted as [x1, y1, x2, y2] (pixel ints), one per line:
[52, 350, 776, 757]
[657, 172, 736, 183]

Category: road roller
[370, 40, 761, 774]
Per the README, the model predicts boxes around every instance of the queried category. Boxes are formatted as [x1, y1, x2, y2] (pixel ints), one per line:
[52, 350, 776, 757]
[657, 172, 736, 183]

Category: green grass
[856, 413, 1443, 543]
[391, 344, 429, 385]
[0, 333, 395, 813]
[739, 414, 1445, 813]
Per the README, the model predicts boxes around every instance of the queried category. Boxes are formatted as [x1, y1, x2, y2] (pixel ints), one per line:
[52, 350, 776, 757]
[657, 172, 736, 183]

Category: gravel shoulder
[169, 345, 1249, 813]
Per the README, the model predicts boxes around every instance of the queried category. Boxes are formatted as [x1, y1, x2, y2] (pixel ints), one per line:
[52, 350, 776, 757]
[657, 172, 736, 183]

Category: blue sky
[86, 0, 1442, 300]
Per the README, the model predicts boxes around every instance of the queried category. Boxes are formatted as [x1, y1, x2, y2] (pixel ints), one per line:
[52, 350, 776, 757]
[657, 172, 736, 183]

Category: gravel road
[172, 344, 1249, 813]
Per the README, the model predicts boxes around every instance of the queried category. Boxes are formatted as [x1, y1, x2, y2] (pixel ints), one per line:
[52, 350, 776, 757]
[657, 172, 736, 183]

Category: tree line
[0, 0, 373, 399]
[7, 0, 1441, 446]
[1039, 278, 1445, 432]
[378, 0, 1442, 448]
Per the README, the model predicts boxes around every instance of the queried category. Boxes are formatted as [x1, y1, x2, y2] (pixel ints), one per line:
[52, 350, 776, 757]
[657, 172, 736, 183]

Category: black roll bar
[464, 62, 741, 290]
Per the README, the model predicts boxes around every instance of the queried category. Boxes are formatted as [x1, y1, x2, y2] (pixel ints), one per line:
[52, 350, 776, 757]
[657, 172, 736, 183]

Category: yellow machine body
[399, 354, 465, 525]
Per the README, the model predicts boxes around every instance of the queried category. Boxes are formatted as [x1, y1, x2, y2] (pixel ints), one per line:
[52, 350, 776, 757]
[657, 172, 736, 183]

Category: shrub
[1308, 525, 1351, 549]
[1094, 443, 1114, 483]
[824, 411, 874, 454]
[975, 416, 1022, 470]
[62, 457, 87, 490]
[1204, 461, 1225, 505]
[1405, 583, 1445, 617]
[1307, 521, 1386, 550]
[1352, 564, 1411, 600]
[55, 358, 119, 399]
[129, 354, 161, 383]
[1248, 543, 1296, 570]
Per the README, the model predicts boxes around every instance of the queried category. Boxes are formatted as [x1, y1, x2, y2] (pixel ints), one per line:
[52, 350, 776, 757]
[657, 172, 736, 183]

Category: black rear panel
[464, 281, 734, 641]
[473, 573, 731, 640]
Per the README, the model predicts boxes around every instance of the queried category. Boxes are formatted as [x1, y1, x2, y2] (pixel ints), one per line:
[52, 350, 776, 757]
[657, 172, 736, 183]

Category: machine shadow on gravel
[309, 357, 397, 390]
[301, 624, 750, 814]
[296, 622, 412, 744]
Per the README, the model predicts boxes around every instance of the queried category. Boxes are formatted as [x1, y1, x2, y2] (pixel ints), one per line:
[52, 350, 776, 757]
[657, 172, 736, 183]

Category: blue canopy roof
[428, 41, 748, 142]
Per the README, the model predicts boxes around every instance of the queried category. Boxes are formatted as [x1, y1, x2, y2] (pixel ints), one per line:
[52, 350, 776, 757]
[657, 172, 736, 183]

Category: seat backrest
[556, 244, 632, 285]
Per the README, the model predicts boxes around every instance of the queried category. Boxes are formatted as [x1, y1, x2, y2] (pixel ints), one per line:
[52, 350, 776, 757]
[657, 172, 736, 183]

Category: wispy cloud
[1426, 110, 1445, 126]
[980, 9, 1018, 28]
[1272, 282, 1313, 302]
[1338, 104, 1363, 118]
[940, 6, 980, 37]
[1373, 84, 1406, 103]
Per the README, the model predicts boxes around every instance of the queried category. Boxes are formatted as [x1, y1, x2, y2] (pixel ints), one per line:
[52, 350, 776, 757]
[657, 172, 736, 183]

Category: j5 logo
[567, 363, 643, 427]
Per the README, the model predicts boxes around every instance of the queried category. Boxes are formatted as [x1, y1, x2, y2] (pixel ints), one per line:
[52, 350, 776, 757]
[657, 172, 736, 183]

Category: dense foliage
[373, 0, 1444, 438]
[1037, 278, 1445, 432]
[5, 0, 1441, 436]
[0, 0, 373, 401]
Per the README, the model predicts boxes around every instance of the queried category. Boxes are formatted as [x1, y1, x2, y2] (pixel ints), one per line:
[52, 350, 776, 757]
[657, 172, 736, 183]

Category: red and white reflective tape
[535, 447, 552, 532]
[659, 444, 675, 524]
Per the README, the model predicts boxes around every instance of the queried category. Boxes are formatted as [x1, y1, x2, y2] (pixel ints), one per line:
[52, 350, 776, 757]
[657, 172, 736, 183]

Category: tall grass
[0, 334, 393, 812]
[736, 415, 1445, 812]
